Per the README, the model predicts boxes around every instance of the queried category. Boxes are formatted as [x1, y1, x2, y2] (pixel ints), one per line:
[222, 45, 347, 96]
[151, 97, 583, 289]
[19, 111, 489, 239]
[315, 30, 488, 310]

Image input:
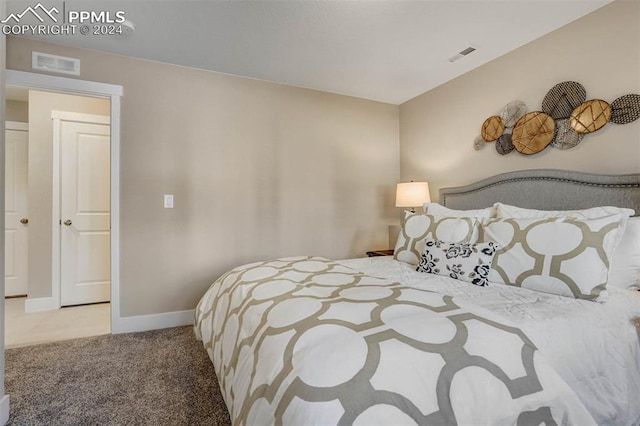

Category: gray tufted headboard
[440, 169, 640, 215]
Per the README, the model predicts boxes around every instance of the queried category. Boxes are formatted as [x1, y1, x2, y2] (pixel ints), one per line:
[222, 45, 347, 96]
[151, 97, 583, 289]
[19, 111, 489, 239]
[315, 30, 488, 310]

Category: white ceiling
[6, 0, 611, 105]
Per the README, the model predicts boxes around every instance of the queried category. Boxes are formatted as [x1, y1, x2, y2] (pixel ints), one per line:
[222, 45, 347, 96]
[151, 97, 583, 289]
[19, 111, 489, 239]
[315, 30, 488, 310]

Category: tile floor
[5, 297, 110, 349]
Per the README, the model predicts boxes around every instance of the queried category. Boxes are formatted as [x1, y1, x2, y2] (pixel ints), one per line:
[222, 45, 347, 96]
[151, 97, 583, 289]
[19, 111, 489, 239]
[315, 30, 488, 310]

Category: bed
[195, 169, 640, 425]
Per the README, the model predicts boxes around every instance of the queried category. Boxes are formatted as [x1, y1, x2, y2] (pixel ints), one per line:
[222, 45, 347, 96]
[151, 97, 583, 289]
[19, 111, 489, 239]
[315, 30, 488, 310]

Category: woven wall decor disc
[512, 111, 555, 155]
[541, 81, 587, 119]
[473, 135, 486, 151]
[500, 101, 527, 127]
[569, 99, 611, 134]
[551, 119, 584, 150]
[481, 116, 505, 141]
[610, 94, 640, 124]
[496, 133, 515, 155]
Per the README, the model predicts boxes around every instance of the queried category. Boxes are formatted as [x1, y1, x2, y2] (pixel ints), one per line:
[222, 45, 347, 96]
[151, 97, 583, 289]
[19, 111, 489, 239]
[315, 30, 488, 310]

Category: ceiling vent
[32, 52, 81, 76]
[448, 46, 477, 63]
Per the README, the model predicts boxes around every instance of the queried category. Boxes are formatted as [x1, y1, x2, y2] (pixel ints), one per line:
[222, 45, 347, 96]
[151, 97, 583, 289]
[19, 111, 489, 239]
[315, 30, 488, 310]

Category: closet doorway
[4, 86, 112, 347]
[4, 120, 28, 298]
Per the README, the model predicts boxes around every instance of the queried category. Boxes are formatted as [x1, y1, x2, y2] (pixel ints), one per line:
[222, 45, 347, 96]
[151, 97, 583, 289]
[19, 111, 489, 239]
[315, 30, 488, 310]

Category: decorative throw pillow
[424, 203, 496, 218]
[394, 212, 477, 266]
[416, 240, 498, 287]
[608, 217, 640, 290]
[480, 215, 623, 301]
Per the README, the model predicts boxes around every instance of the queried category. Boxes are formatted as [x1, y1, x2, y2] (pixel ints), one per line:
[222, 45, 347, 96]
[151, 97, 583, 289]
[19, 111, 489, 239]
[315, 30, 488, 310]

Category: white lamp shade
[395, 182, 431, 207]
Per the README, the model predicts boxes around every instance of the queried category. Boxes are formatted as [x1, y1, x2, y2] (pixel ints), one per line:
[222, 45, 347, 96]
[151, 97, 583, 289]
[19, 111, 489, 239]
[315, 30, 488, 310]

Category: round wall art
[551, 119, 584, 150]
[570, 99, 611, 134]
[541, 81, 586, 119]
[610, 94, 640, 124]
[496, 133, 515, 155]
[512, 112, 555, 155]
[481, 116, 505, 141]
[500, 101, 527, 127]
[475, 80, 638, 156]
[473, 135, 486, 151]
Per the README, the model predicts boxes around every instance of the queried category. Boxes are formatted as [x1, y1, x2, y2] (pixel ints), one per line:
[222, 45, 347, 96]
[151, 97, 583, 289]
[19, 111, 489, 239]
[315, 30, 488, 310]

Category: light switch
[164, 194, 174, 208]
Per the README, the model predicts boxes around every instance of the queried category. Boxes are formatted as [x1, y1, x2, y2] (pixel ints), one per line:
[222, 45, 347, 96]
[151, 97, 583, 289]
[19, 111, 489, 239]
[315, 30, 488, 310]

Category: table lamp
[395, 181, 431, 213]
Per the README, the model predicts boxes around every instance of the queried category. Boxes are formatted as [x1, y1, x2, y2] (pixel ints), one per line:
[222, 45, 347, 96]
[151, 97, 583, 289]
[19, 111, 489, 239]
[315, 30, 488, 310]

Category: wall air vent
[32, 52, 81, 76]
[449, 46, 477, 63]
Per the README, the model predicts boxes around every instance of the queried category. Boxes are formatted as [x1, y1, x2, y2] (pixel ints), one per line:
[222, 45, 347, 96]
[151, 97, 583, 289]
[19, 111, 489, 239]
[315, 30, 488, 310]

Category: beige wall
[6, 100, 28, 122]
[27, 90, 110, 299]
[400, 0, 640, 200]
[1, 0, 7, 402]
[7, 37, 400, 316]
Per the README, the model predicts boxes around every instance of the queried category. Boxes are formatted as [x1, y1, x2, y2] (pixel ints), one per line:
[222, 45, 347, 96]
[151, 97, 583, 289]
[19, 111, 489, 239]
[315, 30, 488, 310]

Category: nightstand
[366, 249, 394, 257]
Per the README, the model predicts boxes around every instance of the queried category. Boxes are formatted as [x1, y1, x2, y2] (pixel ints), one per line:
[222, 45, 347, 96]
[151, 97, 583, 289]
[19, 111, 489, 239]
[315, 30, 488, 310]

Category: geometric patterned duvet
[194, 257, 595, 425]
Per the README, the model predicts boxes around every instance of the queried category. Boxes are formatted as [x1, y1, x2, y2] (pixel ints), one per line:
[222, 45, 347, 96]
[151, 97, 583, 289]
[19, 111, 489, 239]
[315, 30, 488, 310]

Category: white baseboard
[24, 297, 57, 313]
[111, 309, 194, 334]
[24, 297, 193, 334]
[0, 394, 10, 425]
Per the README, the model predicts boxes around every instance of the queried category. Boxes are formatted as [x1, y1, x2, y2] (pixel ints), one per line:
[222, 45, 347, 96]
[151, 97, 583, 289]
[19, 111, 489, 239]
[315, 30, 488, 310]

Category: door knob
[20, 218, 28, 224]
[63, 220, 72, 226]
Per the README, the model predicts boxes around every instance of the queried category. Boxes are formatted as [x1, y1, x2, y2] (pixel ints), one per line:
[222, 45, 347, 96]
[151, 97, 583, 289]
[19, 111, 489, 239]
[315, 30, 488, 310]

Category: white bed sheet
[340, 257, 640, 426]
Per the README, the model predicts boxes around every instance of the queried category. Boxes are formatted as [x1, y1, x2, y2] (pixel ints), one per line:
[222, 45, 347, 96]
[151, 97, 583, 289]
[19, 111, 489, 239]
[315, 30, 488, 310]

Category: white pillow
[608, 217, 640, 290]
[495, 202, 634, 220]
[480, 215, 622, 301]
[494, 203, 634, 256]
[394, 211, 478, 266]
[424, 203, 496, 218]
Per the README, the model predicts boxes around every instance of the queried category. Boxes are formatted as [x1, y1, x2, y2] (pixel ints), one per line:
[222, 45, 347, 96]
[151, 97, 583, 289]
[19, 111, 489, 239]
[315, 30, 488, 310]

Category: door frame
[51, 111, 111, 308]
[4, 121, 29, 297]
[6, 70, 123, 332]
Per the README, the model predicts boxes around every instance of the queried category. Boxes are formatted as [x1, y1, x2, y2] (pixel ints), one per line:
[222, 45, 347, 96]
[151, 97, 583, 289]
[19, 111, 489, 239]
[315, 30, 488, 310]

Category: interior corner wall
[27, 90, 110, 299]
[6, 100, 27, 122]
[399, 0, 640, 200]
[6, 37, 400, 317]
[0, 0, 8, 417]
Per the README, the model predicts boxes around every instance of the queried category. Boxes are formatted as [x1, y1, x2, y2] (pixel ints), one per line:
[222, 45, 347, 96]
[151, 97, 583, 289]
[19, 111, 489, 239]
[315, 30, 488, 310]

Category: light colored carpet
[5, 326, 231, 425]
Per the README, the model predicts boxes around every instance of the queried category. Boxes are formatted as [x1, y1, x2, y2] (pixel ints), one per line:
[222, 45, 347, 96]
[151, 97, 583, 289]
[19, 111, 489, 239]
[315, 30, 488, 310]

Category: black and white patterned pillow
[416, 239, 498, 287]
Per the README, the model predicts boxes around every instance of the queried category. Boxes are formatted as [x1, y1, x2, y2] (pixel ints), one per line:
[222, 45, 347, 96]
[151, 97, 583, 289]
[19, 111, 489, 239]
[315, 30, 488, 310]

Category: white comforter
[342, 256, 640, 426]
[193, 256, 638, 425]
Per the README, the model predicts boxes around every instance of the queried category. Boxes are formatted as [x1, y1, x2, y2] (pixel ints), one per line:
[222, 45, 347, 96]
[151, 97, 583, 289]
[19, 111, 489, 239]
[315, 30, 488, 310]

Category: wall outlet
[164, 194, 174, 208]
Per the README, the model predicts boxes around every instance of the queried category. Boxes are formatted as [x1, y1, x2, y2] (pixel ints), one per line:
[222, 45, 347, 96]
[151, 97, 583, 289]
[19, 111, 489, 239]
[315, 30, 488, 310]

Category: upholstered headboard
[440, 169, 640, 215]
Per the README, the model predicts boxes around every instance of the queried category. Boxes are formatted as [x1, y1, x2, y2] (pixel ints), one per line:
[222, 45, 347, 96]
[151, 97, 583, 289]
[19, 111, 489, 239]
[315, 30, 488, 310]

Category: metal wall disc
[551, 119, 584, 150]
[500, 101, 527, 127]
[610, 94, 640, 124]
[496, 133, 515, 155]
[570, 99, 611, 134]
[473, 135, 486, 151]
[481, 116, 505, 141]
[512, 111, 555, 155]
[541, 81, 587, 119]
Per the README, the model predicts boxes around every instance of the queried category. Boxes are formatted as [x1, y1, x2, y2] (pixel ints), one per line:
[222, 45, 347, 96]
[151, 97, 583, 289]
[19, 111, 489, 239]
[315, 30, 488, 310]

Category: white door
[5, 123, 29, 297]
[59, 119, 111, 306]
